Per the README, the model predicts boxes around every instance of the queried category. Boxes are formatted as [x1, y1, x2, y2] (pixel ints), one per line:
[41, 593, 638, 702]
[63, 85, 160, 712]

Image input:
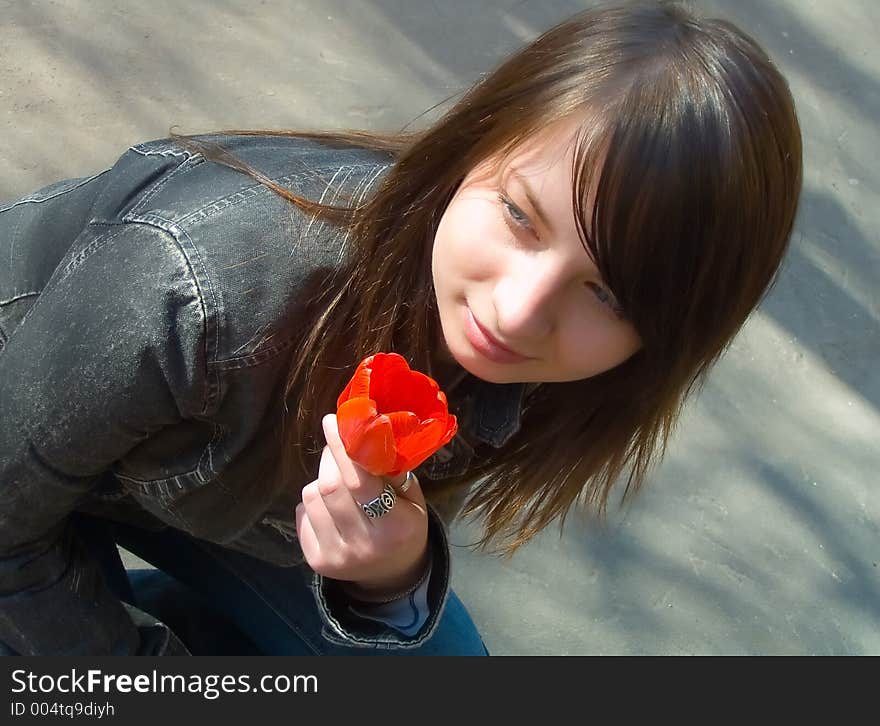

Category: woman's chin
[451, 350, 518, 384]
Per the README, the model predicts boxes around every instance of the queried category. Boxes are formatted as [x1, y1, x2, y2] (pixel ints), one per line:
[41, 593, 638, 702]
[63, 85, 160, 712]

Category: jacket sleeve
[0, 216, 205, 655]
[311, 502, 453, 649]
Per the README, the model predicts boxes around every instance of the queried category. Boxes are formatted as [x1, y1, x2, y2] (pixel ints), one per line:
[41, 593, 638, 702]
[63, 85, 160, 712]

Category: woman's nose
[492, 259, 568, 340]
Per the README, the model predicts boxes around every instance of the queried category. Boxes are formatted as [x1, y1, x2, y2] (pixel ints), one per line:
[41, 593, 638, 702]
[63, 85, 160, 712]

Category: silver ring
[399, 471, 415, 494]
[360, 483, 397, 519]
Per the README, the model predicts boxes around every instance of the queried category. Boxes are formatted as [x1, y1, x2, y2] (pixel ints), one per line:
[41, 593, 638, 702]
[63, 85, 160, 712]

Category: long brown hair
[171, 0, 802, 558]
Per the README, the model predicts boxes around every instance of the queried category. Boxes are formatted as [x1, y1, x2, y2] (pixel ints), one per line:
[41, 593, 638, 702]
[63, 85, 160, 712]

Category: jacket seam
[133, 213, 220, 415]
[113, 420, 223, 503]
[173, 161, 390, 370]
[313, 576, 436, 648]
[0, 169, 110, 214]
[312, 502, 451, 649]
[128, 143, 193, 160]
[0, 291, 40, 308]
[175, 162, 386, 228]
[212, 336, 301, 370]
[125, 155, 203, 219]
[88, 217, 216, 419]
[59, 224, 130, 278]
[10, 223, 134, 335]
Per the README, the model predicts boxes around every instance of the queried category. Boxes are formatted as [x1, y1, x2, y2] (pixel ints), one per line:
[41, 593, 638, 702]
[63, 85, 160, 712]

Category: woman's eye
[587, 282, 626, 318]
[498, 193, 532, 231]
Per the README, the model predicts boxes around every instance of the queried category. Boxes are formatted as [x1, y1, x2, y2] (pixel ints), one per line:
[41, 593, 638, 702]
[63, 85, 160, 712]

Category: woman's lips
[464, 307, 531, 364]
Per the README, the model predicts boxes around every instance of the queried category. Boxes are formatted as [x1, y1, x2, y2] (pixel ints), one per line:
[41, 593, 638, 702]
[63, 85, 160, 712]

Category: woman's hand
[295, 414, 430, 595]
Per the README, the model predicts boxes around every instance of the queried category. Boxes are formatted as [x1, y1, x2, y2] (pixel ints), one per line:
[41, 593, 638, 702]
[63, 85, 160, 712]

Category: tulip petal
[369, 358, 445, 420]
[337, 398, 398, 475]
[350, 415, 398, 476]
[336, 397, 378, 448]
[335, 352, 459, 476]
[396, 415, 458, 471]
[336, 355, 374, 409]
[385, 410, 422, 440]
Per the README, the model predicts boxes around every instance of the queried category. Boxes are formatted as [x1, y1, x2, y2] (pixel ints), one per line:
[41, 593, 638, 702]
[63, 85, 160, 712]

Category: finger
[295, 501, 322, 565]
[300, 477, 344, 553]
[316, 443, 371, 538]
[322, 413, 385, 502]
[296, 497, 349, 578]
[323, 413, 424, 521]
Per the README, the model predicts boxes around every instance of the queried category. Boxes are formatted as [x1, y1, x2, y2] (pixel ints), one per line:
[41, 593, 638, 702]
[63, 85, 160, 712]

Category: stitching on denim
[86, 217, 217, 418]
[114, 453, 216, 500]
[125, 155, 199, 218]
[318, 626, 379, 649]
[6, 194, 27, 279]
[7, 224, 130, 339]
[203, 162, 389, 369]
[119, 423, 226, 496]
[128, 204, 294, 382]
[212, 335, 300, 370]
[182, 184, 275, 226]
[313, 573, 432, 648]
[204, 423, 229, 479]
[128, 213, 218, 417]
[0, 170, 110, 214]
[115, 470, 203, 504]
[200, 422, 226, 480]
[315, 573, 425, 648]
[318, 625, 408, 650]
[179, 162, 384, 230]
[128, 141, 192, 159]
[260, 517, 298, 544]
[0, 291, 40, 307]
[58, 225, 129, 279]
[311, 504, 451, 649]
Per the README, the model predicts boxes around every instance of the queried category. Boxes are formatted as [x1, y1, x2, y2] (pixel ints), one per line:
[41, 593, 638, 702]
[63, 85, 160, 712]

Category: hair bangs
[570, 69, 737, 368]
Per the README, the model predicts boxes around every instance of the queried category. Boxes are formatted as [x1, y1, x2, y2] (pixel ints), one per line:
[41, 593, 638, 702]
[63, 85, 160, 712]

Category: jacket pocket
[111, 420, 222, 507]
[114, 466, 212, 507]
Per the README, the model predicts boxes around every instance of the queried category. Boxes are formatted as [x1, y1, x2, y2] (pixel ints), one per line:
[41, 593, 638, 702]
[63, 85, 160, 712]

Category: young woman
[0, 1, 801, 655]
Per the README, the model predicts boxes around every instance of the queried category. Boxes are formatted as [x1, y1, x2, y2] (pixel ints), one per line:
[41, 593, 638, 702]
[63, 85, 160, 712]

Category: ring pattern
[361, 483, 398, 519]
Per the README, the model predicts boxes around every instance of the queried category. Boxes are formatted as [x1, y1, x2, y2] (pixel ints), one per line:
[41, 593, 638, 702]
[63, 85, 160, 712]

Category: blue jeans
[70, 512, 488, 656]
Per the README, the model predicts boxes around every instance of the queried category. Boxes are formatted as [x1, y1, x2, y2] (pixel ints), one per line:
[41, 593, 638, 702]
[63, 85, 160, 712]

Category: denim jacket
[0, 133, 537, 655]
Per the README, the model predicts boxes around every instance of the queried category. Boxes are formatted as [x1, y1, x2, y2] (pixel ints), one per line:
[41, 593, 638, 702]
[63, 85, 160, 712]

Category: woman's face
[431, 116, 642, 384]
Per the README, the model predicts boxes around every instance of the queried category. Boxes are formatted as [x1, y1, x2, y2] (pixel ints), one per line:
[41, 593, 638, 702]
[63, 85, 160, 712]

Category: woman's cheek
[449, 203, 506, 273]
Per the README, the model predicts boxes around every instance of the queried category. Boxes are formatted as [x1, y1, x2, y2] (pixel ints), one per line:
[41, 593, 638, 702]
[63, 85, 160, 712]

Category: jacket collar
[444, 371, 541, 448]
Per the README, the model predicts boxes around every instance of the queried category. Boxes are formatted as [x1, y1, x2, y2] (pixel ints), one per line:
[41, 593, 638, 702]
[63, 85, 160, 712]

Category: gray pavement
[2, 1, 877, 654]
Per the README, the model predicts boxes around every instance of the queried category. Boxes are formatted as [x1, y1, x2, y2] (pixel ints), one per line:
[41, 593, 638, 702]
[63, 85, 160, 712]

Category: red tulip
[335, 353, 458, 477]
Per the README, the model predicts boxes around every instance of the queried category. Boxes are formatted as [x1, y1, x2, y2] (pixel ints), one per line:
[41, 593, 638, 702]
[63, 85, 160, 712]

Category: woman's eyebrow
[508, 169, 557, 237]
